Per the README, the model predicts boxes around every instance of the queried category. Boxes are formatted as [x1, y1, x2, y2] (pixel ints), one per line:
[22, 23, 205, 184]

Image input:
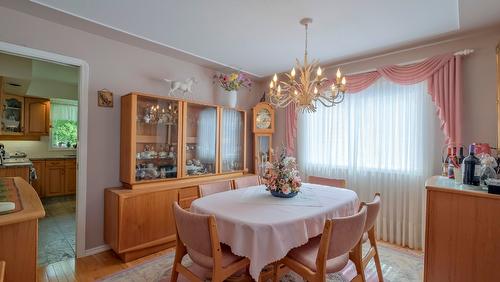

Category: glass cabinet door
[135, 96, 180, 181]
[184, 103, 217, 176]
[1, 94, 24, 135]
[255, 134, 272, 176]
[220, 108, 245, 173]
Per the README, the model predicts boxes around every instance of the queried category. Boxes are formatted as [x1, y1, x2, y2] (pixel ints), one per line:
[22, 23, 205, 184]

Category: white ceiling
[26, 0, 500, 77]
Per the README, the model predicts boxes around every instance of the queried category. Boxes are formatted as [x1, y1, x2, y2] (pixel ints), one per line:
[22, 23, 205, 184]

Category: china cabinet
[252, 102, 275, 175]
[107, 92, 251, 262]
[120, 92, 247, 188]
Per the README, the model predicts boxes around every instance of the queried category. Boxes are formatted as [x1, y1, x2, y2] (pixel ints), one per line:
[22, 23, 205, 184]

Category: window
[298, 78, 437, 175]
[50, 99, 78, 149]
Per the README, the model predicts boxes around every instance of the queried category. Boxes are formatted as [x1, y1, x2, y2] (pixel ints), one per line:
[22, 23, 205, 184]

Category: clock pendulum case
[252, 102, 275, 175]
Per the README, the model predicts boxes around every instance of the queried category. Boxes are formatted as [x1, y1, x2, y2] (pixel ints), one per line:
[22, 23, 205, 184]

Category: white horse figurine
[163, 77, 197, 96]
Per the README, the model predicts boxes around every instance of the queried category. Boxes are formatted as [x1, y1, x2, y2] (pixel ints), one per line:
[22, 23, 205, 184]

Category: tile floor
[38, 195, 76, 266]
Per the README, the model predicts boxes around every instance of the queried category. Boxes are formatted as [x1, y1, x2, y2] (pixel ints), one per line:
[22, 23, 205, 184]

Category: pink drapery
[285, 53, 463, 154]
[285, 103, 297, 155]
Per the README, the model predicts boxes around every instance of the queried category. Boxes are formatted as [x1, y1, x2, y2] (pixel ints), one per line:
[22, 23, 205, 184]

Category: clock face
[256, 108, 272, 129]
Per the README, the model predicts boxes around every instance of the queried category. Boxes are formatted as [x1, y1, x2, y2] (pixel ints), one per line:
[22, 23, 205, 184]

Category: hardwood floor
[36, 248, 173, 282]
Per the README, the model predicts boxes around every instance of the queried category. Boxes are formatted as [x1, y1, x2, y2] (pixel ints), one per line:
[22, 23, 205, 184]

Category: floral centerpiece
[263, 146, 302, 198]
[213, 72, 252, 108]
[213, 72, 252, 91]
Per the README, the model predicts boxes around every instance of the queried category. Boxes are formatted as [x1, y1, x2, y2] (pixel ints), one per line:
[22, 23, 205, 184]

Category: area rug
[97, 243, 423, 282]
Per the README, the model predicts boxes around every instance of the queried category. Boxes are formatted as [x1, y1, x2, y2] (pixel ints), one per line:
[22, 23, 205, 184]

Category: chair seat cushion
[188, 243, 243, 269]
[288, 236, 349, 273]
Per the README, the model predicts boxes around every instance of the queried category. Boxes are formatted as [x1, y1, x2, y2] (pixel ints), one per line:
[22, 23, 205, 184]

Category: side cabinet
[105, 188, 179, 262]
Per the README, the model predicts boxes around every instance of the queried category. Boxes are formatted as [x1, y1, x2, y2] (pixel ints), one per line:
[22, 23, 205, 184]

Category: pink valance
[285, 52, 463, 154]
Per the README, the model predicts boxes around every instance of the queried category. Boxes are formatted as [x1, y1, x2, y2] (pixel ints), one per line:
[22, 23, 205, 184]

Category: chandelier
[268, 18, 347, 112]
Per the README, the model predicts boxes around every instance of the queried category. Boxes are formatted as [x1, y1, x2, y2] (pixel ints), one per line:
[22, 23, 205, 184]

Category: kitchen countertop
[29, 156, 76, 160]
[0, 177, 45, 226]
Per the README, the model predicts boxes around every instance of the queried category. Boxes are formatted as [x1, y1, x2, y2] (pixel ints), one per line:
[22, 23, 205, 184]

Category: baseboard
[84, 244, 111, 256]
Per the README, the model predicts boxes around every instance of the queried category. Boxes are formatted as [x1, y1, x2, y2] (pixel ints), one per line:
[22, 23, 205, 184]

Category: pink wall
[0, 6, 264, 250]
[273, 27, 500, 149]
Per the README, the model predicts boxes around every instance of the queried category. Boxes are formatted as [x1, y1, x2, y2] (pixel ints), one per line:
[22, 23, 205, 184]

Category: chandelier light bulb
[341, 77, 346, 85]
[277, 85, 281, 92]
[291, 67, 296, 77]
[317, 67, 322, 76]
[269, 81, 274, 89]
[314, 87, 318, 94]
[273, 74, 278, 82]
[336, 68, 341, 79]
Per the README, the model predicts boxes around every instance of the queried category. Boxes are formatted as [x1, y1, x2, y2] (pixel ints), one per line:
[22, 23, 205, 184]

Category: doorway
[0, 41, 89, 261]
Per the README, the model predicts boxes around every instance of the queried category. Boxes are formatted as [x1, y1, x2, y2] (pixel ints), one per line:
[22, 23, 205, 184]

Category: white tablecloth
[190, 183, 359, 280]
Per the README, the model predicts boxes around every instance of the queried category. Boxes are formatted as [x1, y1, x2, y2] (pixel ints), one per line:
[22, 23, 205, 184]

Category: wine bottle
[462, 144, 481, 186]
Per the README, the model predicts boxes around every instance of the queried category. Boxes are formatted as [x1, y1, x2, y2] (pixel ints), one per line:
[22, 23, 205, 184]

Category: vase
[271, 190, 298, 198]
[217, 88, 237, 108]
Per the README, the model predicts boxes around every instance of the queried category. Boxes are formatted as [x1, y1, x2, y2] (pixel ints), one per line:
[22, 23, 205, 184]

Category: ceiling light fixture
[268, 18, 347, 112]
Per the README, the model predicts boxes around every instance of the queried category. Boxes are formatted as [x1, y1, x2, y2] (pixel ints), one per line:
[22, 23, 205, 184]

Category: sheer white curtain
[221, 109, 243, 171]
[298, 78, 443, 249]
[197, 108, 217, 163]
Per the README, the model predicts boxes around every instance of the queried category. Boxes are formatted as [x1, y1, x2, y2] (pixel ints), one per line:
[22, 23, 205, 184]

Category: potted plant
[213, 72, 252, 108]
[263, 146, 302, 198]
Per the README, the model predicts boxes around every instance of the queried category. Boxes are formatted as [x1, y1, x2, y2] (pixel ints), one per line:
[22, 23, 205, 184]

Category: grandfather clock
[252, 102, 275, 175]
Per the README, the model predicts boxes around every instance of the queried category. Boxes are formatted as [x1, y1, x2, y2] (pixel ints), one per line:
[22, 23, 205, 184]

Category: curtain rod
[338, 49, 474, 76]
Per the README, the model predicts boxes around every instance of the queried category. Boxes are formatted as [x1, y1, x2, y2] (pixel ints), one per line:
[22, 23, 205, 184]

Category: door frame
[0, 40, 89, 257]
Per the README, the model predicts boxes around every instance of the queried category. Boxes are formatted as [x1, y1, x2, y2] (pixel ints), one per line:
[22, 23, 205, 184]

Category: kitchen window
[50, 98, 78, 150]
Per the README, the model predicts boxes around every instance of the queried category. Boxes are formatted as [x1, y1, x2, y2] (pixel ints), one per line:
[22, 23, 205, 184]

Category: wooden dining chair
[308, 176, 347, 188]
[198, 180, 232, 197]
[275, 204, 368, 282]
[233, 175, 260, 189]
[350, 193, 383, 282]
[171, 202, 250, 282]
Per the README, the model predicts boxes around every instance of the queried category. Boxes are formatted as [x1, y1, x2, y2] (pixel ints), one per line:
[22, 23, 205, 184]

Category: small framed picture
[98, 89, 113, 107]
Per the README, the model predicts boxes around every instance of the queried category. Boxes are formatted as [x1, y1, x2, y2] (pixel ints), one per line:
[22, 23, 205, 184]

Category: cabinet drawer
[178, 186, 199, 200]
[46, 160, 65, 167]
[65, 159, 76, 167]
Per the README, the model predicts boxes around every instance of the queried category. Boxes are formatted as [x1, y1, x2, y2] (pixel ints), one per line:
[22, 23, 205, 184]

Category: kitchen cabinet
[0, 89, 50, 140]
[0, 166, 29, 182]
[30, 160, 45, 197]
[37, 159, 77, 197]
[64, 159, 77, 194]
[0, 94, 24, 135]
[44, 160, 66, 196]
[24, 97, 50, 136]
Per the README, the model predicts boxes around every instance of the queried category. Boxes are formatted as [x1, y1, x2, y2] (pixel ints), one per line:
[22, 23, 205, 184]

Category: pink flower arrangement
[213, 72, 252, 92]
[263, 146, 302, 195]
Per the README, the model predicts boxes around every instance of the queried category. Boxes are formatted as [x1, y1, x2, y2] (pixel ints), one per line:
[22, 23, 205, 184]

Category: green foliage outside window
[52, 120, 77, 148]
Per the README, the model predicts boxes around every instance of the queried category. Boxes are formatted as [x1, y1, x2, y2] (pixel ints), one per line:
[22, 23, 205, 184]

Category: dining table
[190, 182, 360, 280]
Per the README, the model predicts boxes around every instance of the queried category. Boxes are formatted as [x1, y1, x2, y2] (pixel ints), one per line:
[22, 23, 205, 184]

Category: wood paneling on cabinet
[105, 174, 254, 261]
[424, 176, 500, 282]
[24, 97, 50, 135]
[0, 166, 29, 182]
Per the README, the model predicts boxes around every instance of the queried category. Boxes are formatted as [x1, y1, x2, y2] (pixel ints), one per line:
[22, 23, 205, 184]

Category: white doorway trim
[0, 41, 89, 258]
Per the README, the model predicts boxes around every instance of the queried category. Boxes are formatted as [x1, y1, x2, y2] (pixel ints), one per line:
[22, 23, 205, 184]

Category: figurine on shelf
[168, 145, 176, 158]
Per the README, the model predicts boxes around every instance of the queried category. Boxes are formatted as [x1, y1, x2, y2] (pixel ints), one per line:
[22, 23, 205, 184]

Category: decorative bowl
[271, 190, 298, 198]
